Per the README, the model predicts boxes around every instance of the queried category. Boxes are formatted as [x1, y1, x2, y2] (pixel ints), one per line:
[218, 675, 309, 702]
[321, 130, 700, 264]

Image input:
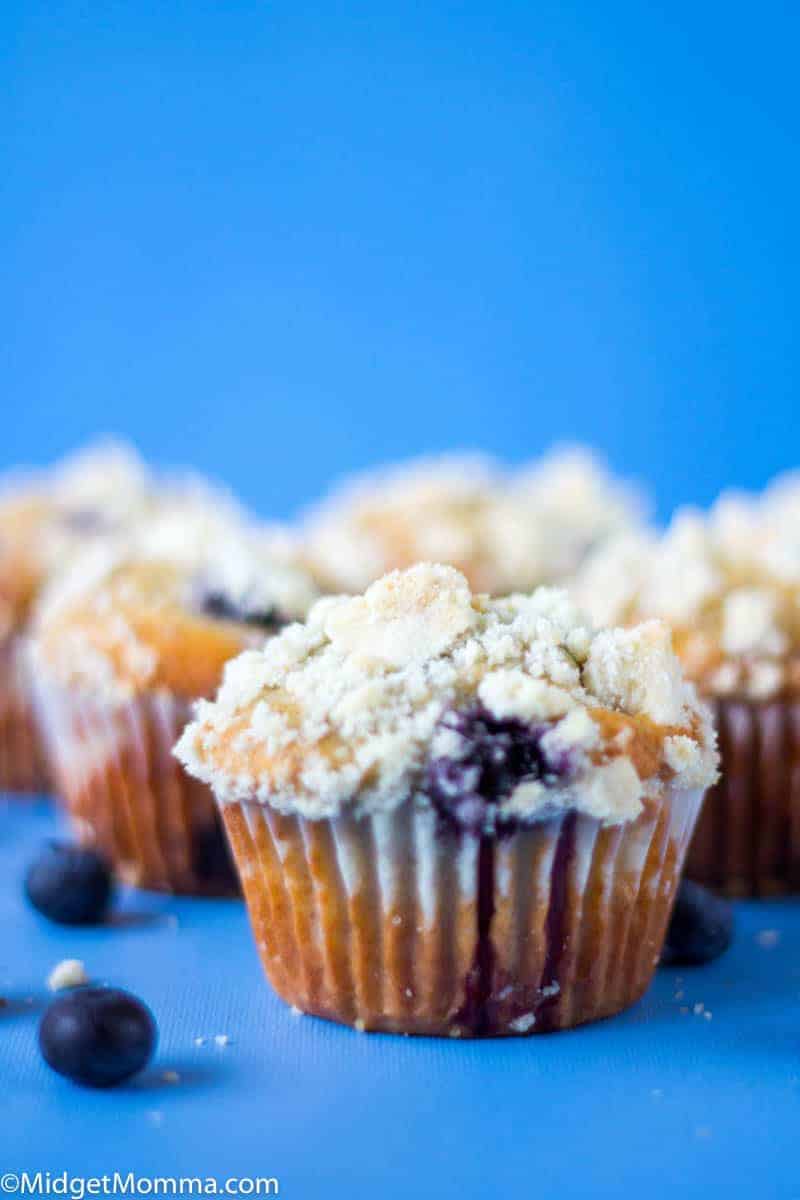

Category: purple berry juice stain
[425, 705, 575, 1034]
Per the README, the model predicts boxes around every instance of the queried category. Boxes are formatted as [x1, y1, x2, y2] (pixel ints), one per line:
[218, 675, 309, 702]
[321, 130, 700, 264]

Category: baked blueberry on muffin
[303, 447, 643, 596]
[176, 564, 716, 1035]
[0, 441, 156, 792]
[574, 475, 800, 895]
[30, 510, 319, 895]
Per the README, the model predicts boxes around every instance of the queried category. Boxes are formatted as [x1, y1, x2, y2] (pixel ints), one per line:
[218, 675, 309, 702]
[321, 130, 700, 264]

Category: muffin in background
[30, 506, 319, 895]
[176, 564, 716, 1036]
[573, 473, 800, 895]
[0, 440, 157, 792]
[302, 446, 644, 597]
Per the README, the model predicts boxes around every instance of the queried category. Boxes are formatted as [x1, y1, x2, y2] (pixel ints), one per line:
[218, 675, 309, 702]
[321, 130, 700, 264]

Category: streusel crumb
[574, 473, 800, 700]
[176, 564, 717, 823]
[30, 507, 319, 702]
[303, 447, 643, 595]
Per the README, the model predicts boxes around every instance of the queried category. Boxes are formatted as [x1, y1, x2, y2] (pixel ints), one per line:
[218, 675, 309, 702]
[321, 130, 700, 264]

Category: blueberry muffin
[574, 477, 800, 895]
[176, 564, 716, 1035]
[30, 511, 319, 894]
[303, 447, 644, 597]
[0, 441, 157, 792]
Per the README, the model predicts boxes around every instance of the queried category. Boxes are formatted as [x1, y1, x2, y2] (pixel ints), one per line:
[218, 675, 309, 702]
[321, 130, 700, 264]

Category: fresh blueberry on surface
[39, 987, 157, 1088]
[661, 880, 734, 966]
[25, 843, 113, 925]
[425, 704, 574, 834]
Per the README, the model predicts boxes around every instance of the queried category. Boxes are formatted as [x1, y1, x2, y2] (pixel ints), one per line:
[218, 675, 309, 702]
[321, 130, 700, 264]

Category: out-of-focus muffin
[30, 501, 319, 894]
[574, 473, 800, 895]
[302, 447, 644, 597]
[0, 441, 158, 791]
[177, 564, 716, 1035]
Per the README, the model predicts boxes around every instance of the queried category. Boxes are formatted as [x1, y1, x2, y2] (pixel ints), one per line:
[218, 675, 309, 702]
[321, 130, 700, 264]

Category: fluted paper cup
[687, 697, 800, 896]
[222, 784, 704, 1037]
[33, 674, 239, 896]
[0, 636, 49, 793]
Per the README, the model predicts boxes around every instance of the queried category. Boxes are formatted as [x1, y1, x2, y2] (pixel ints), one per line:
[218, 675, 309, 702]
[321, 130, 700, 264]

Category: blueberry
[25, 843, 113, 925]
[196, 588, 286, 632]
[661, 880, 734, 966]
[61, 508, 108, 533]
[39, 986, 157, 1088]
[425, 704, 574, 834]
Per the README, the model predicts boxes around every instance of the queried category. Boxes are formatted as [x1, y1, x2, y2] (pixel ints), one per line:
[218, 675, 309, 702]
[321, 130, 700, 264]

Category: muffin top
[511, 446, 644, 579]
[176, 564, 717, 830]
[302, 447, 643, 596]
[0, 440, 156, 636]
[0, 439, 254, 640]
[574, 474, 800, 701]
[32, 505, 320, 704]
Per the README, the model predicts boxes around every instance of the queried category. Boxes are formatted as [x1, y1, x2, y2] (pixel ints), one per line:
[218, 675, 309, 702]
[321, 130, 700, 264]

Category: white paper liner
[0, 635, 49, 792]
[223, 784, 704, 1036]
[32, 672, 238, 895]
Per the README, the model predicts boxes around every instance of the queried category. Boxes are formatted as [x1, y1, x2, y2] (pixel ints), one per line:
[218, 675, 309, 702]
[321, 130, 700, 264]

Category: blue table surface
[3, 795, 799, 1199]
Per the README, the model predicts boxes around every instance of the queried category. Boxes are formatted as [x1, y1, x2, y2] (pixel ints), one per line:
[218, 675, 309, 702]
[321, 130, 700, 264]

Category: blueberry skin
[195, 587, 286, 632]
[425, 704, 574, 835]
[661, 880, 734, 966]
[39, 987, 157, 1088]
[25, 843, 113, 925]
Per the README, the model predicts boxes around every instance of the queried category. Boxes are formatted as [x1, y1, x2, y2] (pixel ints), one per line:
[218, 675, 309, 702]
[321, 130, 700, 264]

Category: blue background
[4, 4, 800, 1196]
[3, 0, 799, 520]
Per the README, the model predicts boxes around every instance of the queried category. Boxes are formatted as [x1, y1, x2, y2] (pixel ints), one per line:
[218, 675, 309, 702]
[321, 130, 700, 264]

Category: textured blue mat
[2, 795, 799, 1199]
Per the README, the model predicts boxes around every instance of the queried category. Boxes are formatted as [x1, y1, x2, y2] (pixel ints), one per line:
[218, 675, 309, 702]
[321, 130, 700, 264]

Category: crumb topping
[511, 446, 645, 579]
[47, 959, 89, 991]
[0, 439, 297, 640]
[0, 440, 154, 574]
[302, 447, 643, 595]
[129, 496, 318, 625]
[574, 475, 800, 699]
[31, 511, 320, 702]
[176, 565, 717, 824]
[0, 440, 251, 637]
[48, 440, 153, 526]
[0, 441, 155, 635]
